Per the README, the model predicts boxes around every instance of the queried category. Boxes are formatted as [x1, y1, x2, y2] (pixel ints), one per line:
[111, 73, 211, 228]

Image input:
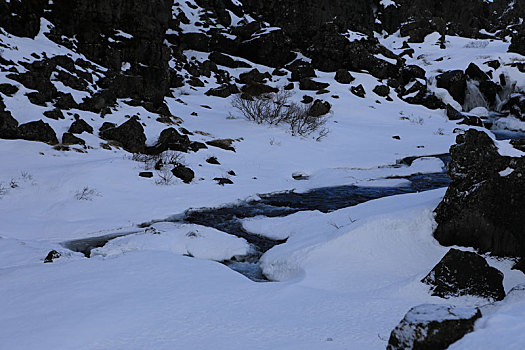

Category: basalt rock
[422, 248, 505, 301]
[308, 100, 331, 117]
[434, 129, 525, 261]
[171, 165, 194, 184]
[146, 127, 191, 154]
[68, 118, 93, 134]
[387, 304, 481, 350]
[436, 70, 467, 105]
[205, 84, 240, 98]
[334, 69, 354, 84]
[62, 132, 85, 145]
[99, 117, 146, 153]
[0, 101, 19, 139]
[18, 120, 59, 144]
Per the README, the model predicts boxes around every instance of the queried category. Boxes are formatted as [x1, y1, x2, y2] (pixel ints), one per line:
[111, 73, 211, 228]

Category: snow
[0, 10, 524, 350]
[499, 167, 514, 177]
[91, 222, 251, 261]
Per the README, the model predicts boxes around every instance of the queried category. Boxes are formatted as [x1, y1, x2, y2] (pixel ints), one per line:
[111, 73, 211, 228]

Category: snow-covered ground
[1, 21, 524, 349]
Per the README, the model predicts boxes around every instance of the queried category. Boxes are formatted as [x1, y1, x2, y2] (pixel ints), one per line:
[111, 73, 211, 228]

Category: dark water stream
[62, 155, 451, 281]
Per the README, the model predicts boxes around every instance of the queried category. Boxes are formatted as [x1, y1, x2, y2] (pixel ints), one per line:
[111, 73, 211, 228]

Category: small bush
[231, 90, 328, 137]
[74, 187, 99, 200]
[155, 167, 174, 185]
[132, 150, 184, 170]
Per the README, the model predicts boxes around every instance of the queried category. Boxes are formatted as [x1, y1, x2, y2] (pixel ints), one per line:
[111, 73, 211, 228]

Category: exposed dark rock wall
[46, 0, 172, 107]
[434, 130, 525, 261]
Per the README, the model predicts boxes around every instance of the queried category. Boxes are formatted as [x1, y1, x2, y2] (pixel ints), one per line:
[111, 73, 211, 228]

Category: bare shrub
[155, 167, 174, 185]
[231, 90, 329, 137]
[0, 183, 8, 198]
[132, 150, 184, 170]
[74, 187, 99, 200]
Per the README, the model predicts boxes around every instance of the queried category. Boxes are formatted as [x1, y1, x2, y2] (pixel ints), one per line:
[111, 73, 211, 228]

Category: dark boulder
[55, 93, 78, 110]
[387, 304, 481, 350]
[214, 177, 233, 185]
[18, 120, 58, 144]
[43, 109, 65, 120]
[334, 69, 354, 84]
[465, 63, 488, 81]
[308, 100, 331, 117]
[239, 69, 271, 85]
[434, 129, 525, 260]
[206, 156, 220, 165]
[209, 52, 242, 69]
[0, 104, 19, 139]
[139, 171, 153, 178]
[99, 117, 146, 153]
[171, 165, 194, 184]
[241, 83, 278, 97]
[0, 83, 19, 96]
[147, 127, 191, 154]
[446, 104, 464, 121]
[206, 139, 236, 152]
[373, 84, 390, 97]
[299, 78, 329, 91]
[436, 70, 467, 105]
[69, 118, 93, 134]
[350, 84, 366, 98]
[458, 115, 483, 127]
[237, 29, 295, 68]
[286, 60, 316, 82]
[399, 65, 426, 85]
[205, 84, 240, 98]
[422, 248, 505, 301]
[44, 250, 61, 263]
[62, 132, 85, 145]
[478, 80, 500, 107]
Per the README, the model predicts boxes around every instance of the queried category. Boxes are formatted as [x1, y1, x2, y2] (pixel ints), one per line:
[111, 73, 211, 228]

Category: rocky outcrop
[18, 120, 59, 144]
[422, 248, 505, 301]
[99, 117, 146, 153]
[46, 0, 172, 108]
[434, 130, 525, 264]
[387, 304, 481, 350]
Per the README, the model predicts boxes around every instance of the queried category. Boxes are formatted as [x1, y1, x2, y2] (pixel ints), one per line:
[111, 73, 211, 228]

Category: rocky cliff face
[434, 130, 525, 267]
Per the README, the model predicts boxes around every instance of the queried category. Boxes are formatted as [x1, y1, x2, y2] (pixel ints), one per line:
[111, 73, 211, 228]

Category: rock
[187, 77, 204, 87]
[206, 139, 236, 152]
[206, 156, 220, 165]
[446, 104, 464, 121]
[205, 84, 239, 98]
[62, 132, 85, 145]
[434, 129, 525, 260]
[334, 69, 354, 84]
[139, 171, 154, 178]
[422, 248, 505, 301]
[209, 52, 242, 68]
[436, 70, 467, 105]
[301, 95, 314, 104]
[214, 177, 233, 185]
[189, 141, 208, 152]
[43, 108, 65, 120]
[0, 104, 19, 139]
[350, 84, 366, 98]
[241, 83, 278, 97]
[299, 78, 329, 91]
[478, 80, 500, 107]
[284, 82, 294, 90]
[237, 28, 295, 68]
[485, 60, 501, 70]
[458, 115, 483, 127]
[465, 63, 488, 81]
[68, 118, 93, 134]
[55, 93, 78, 110]
[99, 117, 146, 153]
[0, 83, 19, 96]
[286, 60, 316, 82]
[18, 120, 58, 144]
[148, 127, 191, 154]
[308, 100, 331, 117]
[387, 304, 481, 350]
[171, 165, 194, 184]
[239, 69, 271, 85]
[44, 250, 61, 263]
[399, 65, 426, 85]
[372, 84, 390, 97]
